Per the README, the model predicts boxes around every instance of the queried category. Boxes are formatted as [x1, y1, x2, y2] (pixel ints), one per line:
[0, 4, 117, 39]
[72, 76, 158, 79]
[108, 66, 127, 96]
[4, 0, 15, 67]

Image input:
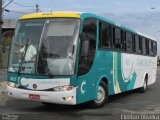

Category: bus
[7, 12, 157, 108]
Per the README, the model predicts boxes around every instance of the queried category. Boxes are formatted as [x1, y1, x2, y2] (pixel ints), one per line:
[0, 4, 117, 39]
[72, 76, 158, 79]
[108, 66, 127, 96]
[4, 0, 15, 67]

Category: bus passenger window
[145, 39, 149, 55]
[135, 35, 139, 53]
[139, 37, 142, 54]
[153, 41, 157, 56]
[99, 22, 109, 48]
[142, 38, 146, 54]
[114, 28, 121, 49]
[149, 40, 153, 56]
[122, 31, 126, 50]
[132, 35, 136, 52]
[121, 31, 125, 50]
[126, 32, 132, 52]
[109, 26, 113, 48]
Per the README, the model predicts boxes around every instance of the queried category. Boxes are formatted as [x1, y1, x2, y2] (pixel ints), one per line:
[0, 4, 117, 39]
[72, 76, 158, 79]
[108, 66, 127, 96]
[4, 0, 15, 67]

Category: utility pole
[36, 4, 39, 13]
[0, 0, 3, 42]
[0, 0, 13, 42]
[0, 0, 2, 68]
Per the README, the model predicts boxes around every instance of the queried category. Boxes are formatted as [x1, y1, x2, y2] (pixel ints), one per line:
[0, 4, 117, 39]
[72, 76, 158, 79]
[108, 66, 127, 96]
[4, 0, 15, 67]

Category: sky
[2, 0, 160, 54]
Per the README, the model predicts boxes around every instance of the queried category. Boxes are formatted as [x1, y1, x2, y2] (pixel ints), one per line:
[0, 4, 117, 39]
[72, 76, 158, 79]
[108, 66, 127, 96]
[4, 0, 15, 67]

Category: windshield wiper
[18, 39, 29, 74]
[38, 51, 52, 75]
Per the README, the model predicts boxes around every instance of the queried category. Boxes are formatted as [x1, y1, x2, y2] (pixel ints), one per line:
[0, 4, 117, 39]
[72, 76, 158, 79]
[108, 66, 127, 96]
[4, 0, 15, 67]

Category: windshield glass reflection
[37, 19, 80, 75]
[8, 18, 80, 76]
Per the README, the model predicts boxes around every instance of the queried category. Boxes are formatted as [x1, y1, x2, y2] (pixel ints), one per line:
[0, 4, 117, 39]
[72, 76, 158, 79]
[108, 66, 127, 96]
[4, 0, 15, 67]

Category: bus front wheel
[89, 81, 108, 108]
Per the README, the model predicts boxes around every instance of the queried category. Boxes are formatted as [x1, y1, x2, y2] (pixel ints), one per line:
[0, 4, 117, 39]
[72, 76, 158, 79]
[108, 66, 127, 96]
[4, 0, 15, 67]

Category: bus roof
[19, 11, 156, 41]
[19, 11, 81, 20]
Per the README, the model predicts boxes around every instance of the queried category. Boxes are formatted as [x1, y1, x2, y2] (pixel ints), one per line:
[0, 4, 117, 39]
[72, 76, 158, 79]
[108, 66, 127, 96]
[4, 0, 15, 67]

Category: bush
[5, 38, 11, 50]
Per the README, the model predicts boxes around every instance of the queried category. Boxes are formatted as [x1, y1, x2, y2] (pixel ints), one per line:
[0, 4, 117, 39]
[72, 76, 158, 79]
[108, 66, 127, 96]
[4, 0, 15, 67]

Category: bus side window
[121, 30, 125, 50]
[149, 40, 153, 56]
[132, 35, 136, 52]
[78, 18, 97, 75]
[153, 41, 157, 56]
[99, 21, 110, 48]
[135, 35, 139, 53]
[123, 31, 126, 50]
[114, 28, 121, 49]
[145, 39, 149, 55]
[139, 37, 142, 54]
[142, 38, 146, 54]
[126, 32, 132, 52]
[109, 26, 113, 48]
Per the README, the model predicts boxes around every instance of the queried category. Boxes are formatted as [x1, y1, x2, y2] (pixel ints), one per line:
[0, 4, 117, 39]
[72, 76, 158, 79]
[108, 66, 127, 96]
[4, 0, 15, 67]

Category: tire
[138, 78, 147, 93]
[41, 102, 55, 106]
[89, 81, 108, 108]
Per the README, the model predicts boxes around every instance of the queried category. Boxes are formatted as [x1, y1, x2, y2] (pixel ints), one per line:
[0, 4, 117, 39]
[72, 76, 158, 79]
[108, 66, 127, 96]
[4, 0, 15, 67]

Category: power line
[0, 0, 3, 43]
[12, 2, 34, 8]
[4, 9, 29, 14]
[2, 0, 14, 9]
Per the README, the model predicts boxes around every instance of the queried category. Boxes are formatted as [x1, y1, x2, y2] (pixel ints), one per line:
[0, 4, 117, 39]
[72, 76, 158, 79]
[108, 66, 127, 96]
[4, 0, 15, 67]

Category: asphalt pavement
[0, 69, 7, 95]
[0, 69, 160, 120]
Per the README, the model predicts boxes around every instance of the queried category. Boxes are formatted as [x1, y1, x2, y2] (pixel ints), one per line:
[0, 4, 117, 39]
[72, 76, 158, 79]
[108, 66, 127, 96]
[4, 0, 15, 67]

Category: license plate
[29, 94, 40, 100]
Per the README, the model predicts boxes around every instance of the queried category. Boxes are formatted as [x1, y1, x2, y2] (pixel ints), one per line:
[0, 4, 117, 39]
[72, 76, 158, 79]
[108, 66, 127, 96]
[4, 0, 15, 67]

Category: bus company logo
[80, 81, 86, 94]
[33, 84, 37, 89]
[10, 77, 17, 82]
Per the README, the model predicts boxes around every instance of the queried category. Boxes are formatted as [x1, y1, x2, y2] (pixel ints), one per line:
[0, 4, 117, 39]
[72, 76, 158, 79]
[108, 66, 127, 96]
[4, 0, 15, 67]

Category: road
[0, 69, 160, 120]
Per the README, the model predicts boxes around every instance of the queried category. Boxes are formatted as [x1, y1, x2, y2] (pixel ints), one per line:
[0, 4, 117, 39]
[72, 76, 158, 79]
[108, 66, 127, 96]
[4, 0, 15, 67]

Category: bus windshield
[8, 18, 80, 75]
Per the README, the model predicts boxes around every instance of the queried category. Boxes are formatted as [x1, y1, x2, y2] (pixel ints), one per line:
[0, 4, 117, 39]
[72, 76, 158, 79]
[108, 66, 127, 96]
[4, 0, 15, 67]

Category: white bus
[7, 12, 157, 108]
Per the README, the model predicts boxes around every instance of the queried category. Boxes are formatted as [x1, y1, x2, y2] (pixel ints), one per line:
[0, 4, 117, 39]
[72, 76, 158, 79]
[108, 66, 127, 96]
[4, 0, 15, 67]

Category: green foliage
[6, 39, 11, 47]
[6, 40, 11, 50]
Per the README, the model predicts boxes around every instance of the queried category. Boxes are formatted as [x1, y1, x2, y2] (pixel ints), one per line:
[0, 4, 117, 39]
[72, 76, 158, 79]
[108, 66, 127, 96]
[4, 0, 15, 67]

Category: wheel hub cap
[95, 86, 105, 103]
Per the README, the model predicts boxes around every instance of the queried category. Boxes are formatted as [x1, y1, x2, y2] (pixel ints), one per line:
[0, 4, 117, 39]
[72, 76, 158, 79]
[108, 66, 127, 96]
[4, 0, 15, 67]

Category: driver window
[78, 18, 97, 75]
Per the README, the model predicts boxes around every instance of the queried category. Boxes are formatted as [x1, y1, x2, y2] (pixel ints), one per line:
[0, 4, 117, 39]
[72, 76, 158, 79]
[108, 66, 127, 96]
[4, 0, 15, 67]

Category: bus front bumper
[7, 86, 77, 105]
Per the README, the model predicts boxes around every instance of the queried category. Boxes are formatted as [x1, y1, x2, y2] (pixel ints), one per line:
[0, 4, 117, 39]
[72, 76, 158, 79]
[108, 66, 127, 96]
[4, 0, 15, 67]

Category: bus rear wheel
[138, 78, 147, 93]
[89, 81, 108, 108]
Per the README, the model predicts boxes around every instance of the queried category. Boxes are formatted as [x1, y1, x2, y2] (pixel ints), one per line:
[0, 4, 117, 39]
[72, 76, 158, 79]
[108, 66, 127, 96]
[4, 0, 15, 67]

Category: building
[0, 19, 17, 68]
[2, 19, 16, 32]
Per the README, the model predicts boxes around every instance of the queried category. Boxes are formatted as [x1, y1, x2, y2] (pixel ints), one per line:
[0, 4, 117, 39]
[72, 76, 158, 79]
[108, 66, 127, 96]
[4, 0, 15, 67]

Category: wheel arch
[143, 72, 148, 84]
[95, 76, 108, 98]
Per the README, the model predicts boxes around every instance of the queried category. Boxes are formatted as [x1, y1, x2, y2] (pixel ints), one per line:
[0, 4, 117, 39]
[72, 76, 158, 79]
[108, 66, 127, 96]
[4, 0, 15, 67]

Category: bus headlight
[7, 82, 19, 88]
[53, 86, 74, 91]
